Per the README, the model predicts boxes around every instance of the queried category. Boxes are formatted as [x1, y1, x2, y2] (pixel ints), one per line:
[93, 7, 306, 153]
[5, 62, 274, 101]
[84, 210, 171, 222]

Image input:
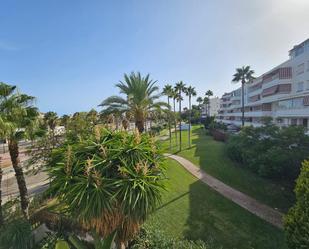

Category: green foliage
[0, 218, 33, 249]
[226, 124, 309, 180]
[48, 128, 166, 243]
[284, 160, 309, 249]
[130, 225, 211, 249]
[55, 240, 70, 249]
[100, 72, 167, 133]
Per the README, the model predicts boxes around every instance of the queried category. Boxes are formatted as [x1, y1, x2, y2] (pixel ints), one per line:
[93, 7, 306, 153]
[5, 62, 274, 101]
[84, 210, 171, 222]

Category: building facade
[217, 39, 309, 129]
[201, 97, 220, 118]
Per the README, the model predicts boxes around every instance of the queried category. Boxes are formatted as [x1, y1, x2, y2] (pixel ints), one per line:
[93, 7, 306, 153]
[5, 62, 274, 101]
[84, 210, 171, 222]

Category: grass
[146, 159, 287, 249]
[159, 125, 295, 212]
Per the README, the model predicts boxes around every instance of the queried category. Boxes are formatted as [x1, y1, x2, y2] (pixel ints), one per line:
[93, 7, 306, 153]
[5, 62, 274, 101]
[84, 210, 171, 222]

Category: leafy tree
[87, 109, 98, 126]
[162, 84, 173, 150]
[48, 128, 166, 248]
[184, 86, 197, 147]
[99, 72, 166, 133]
[284, 160, 309, 249]
[0, 82, 39, 218]
[67, 112, 92, 141]
[232, 66, 255, 126]
[59, 114, 70, 128]
[175, 81, 186, 151]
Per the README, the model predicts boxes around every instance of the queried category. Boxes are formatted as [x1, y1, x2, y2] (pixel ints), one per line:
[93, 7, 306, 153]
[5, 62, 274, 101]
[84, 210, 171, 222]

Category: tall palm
[44, 111, 58, 147]
[99, 72, 166, 133]
[205, 90, 213, 116]
[171, 88, 178, 145]
[0, 82, 39, 218]
[196, 96, 203, 109]
[162, 84, 173, 150]
[175, 81, 186, 151]
[185, 86, 197, 148]
[232, 66, 255, 126]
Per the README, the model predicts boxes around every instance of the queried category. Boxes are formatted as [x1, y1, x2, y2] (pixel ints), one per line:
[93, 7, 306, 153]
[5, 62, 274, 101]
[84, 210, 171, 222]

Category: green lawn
[146, 159, 287, 249]
[159, 126, 294, 212]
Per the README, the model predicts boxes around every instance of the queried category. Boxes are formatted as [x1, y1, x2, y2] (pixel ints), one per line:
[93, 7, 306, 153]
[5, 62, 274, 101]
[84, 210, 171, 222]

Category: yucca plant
[48, 128, 166, 249]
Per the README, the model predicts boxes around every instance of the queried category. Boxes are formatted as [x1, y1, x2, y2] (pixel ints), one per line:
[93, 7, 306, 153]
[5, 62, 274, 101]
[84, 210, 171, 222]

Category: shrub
[225, 124, 309, 180]
[210, 129, 228, 142]
[130, 225, 213, 249]
[0, 218, 33, 249]
[284, 160, 309, 249]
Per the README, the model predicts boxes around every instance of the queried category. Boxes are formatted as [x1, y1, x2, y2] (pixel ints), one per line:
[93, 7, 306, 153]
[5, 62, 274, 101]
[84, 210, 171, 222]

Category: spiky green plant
[48, 128, 166, 248]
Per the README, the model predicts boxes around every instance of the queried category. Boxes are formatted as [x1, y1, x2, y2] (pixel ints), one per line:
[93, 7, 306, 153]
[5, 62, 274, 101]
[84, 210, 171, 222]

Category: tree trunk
[179, 91, 182, 151]
[168, 97, 172, 150]
[241, 81, 245, 127]
[8, 139, 29, 219]
[135, 120, 144, 133]
[173, 98, 177, 145]
[188, 95, 191, 148]
[0, 165, 3, 227]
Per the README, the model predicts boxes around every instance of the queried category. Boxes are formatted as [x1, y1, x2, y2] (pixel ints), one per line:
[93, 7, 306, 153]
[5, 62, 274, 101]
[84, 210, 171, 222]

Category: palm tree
[99, 72, 166, 133]
[171, 88, 178, 145]
[196, 96, 203, 109]
[162, 84, 173, 150]
[185, 86, 196, 148]
[44, 111, 58, 146]
[175, 81, 186, 151]
[0, 82, 39, 218]
[205, 90, 213, 116]
[232, 66, 255, 127]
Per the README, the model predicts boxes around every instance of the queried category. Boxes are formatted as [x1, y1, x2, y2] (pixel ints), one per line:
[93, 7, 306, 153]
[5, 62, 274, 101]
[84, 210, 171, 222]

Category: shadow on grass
[182, 179, 287, 249]
[189, 128, 295, 212]
[156, 192, 189, 211]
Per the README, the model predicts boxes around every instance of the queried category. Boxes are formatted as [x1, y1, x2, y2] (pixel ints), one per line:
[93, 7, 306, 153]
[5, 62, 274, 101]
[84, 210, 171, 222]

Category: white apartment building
[217, 38, 309, 129]
[201, 97, 220, 118]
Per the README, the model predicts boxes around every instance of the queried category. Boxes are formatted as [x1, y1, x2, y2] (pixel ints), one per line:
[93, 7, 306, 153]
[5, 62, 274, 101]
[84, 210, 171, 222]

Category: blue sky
[1, 0, 309, 115]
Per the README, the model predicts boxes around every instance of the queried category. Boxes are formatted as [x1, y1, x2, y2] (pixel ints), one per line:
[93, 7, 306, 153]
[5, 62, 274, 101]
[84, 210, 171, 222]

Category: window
[297, 82, 304, 92]
[278, 98, 304, 110]
[291, 119, 297, 126]
[307, 61, 309, 71]
[296, 63, 305, 74]
[306, 80, 309, 90]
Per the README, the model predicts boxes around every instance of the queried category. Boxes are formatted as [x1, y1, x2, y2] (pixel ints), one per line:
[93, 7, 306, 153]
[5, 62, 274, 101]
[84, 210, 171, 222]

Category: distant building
[216, 38, 309, 130]
[201, 97, 220, 118]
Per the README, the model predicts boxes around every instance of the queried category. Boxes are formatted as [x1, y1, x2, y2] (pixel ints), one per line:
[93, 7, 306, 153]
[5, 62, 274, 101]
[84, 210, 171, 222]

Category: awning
[304, 96, 309, 106]
[262, 85, 278, 97]
[249, 94, 260, 102]
[278, 84, 291, 93]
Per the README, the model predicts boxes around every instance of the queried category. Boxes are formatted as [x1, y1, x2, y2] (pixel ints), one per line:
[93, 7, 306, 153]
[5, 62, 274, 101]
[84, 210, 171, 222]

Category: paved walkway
[165, 153, 284, 229]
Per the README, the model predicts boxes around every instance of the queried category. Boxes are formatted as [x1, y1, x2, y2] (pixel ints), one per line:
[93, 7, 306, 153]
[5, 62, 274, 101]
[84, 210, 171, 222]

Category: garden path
[165, 153, 284, 229]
